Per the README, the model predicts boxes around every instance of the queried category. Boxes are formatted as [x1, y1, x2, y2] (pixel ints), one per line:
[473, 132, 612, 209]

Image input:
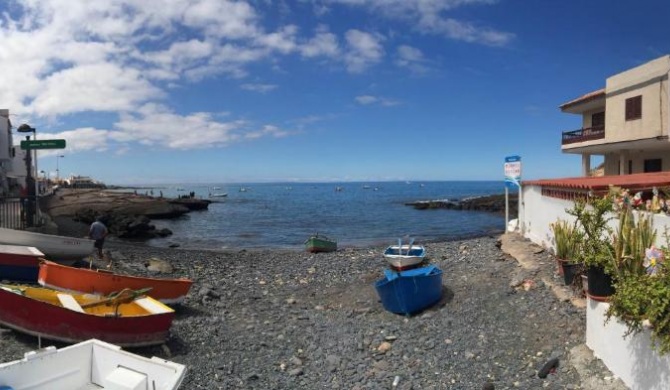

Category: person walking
[89, 217, 108, 260]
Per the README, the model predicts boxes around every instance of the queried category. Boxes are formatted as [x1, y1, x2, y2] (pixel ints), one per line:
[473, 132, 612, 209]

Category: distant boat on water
[209, 193, 228, 198]
[335, 186, 343, 192]
[239, 187, 248, 192]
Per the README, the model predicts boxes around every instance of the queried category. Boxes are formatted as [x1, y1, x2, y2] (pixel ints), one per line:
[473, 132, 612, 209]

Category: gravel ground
[0, 235, 620, 389]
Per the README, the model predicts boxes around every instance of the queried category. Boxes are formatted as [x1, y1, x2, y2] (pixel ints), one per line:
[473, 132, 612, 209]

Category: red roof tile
[524, 172, 670, 192]
[559, 88, 606, 110]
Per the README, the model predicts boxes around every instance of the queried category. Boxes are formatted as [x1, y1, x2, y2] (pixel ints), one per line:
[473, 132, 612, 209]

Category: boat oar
[80, 287, 152, 310]
[407, 238, 415, 255]
[397, 238, 402, 255]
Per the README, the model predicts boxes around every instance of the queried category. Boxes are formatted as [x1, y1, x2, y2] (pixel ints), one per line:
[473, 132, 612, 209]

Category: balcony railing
[562, 125, 605, 145]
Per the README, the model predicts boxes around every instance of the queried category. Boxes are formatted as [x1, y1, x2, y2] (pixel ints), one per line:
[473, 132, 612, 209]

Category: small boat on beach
[383, 238, 426, 270]
[0, 227, 94, 263]
[0, 284, 175, 347]
[374, 264, 443, 315]
[304, 233, 337, 253]
[0, 244, 45, 282]
[38, 259, 193, 304]
[0, 338, 185, 390]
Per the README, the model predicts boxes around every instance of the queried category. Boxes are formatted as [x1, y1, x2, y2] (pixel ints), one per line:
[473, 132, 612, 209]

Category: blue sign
[504, 155, 521, 189]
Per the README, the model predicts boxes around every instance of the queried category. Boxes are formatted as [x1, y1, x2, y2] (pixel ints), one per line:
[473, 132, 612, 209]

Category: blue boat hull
[374, 266, 443, 315]
[0, 265, 38, 282]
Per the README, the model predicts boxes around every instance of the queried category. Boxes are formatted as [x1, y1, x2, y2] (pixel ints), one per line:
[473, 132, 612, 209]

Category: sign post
[20, 139, 67, 150]
[504, 155, 522, 232]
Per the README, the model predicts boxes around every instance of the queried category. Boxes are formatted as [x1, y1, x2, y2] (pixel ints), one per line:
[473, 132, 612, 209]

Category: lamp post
[56, 154, 64, 183]
[17, 123, 37, 226]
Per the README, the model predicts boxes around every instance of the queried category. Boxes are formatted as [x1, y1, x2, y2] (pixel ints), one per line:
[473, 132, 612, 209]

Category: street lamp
[17, 123, 37, 226]
[56, 154, 64, 183]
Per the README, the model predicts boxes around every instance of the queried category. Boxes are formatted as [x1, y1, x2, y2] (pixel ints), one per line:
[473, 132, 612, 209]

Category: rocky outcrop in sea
[406, 193, 519, 217]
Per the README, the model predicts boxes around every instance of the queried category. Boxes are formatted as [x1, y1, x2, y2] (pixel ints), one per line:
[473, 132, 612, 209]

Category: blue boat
[374, 265, 443, 315]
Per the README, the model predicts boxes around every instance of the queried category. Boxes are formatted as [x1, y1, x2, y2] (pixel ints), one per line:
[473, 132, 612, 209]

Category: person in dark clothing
[88, 218, 108, 259]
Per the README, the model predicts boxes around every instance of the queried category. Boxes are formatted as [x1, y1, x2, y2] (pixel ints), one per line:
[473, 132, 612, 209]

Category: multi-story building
[560, 55, 670, 176]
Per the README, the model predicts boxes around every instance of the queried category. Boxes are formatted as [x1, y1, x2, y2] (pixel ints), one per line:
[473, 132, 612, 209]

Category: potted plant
[550, 218, 583, 285]
[569, 188, 657, 301]
[606, 242, 670, 354]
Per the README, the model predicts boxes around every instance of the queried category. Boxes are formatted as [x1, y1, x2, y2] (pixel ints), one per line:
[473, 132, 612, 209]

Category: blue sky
[2, 0, 669, 185]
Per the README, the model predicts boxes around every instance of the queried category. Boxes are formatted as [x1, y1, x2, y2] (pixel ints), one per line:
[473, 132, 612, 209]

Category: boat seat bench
[134, 297, 172, 314]
[57, 293, 85, 313]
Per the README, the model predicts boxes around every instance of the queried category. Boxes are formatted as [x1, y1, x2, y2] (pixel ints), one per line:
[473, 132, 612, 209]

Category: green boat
[304, 234, 337, 253]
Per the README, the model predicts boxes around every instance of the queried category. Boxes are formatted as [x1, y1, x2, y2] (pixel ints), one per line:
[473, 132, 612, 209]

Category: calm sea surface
[135, 181, 507, 250]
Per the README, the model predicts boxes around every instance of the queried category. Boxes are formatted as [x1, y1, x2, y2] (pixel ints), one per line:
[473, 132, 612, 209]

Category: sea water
[139, 181, 508, 250]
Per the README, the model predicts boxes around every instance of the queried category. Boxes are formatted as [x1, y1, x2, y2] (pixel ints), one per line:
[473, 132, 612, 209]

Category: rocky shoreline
[406, 194, 519, 217]
[0, 232, 625, 389]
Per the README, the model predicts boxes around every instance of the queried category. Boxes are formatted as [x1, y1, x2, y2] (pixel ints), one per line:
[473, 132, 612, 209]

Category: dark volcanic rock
[406, 193, 518, 217]
[168, 198, 211, 211]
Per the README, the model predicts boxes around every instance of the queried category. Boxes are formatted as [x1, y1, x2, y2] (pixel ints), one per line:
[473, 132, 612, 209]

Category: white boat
[383, 238, 426, 270]
[0, 339, 185, 390]
[0, 227, 94, 263]
[209, 193, 228, 198]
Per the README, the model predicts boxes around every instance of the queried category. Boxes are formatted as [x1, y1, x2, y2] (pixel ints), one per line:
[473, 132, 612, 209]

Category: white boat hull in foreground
[0, 339, 185, 390]
[383, 244, 426, 269]
[0, 227, 94, 263]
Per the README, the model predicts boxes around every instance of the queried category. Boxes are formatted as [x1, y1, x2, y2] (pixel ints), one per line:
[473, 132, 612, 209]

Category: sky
[1, 0, 670, 185]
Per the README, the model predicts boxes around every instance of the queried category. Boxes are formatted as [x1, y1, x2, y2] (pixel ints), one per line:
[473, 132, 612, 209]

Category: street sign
[20, 139, 66, 150]
[504, 155, 521, 189]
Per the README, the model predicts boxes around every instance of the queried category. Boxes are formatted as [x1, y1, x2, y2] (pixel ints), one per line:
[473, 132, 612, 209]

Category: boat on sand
[304, 233, 337, 253]
[0, 244, 45, 282]
[374, 264, 443, 315]
[0, 227, 94, 263]
[38, 259, 193, 304]
[0, 339, 185, 390]
[383, 238, 426, 270]
[0, 284, 175, 347]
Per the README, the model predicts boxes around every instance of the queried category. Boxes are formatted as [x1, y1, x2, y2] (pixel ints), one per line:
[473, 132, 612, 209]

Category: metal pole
[33, 129, 39, 223]
[505, 186, 509, 233]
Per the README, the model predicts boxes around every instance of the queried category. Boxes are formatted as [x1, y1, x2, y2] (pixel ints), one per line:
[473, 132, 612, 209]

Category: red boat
[0, 244, 44, 281]
[0, 284, 175, 347]
[38, 260, 193, 304]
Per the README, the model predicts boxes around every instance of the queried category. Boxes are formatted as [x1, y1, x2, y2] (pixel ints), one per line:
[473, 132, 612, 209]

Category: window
[628, 160, 633, 175]
[625, 96, 642, 121]
[592, 112, 605, 129]
[644, 159, 662, 173]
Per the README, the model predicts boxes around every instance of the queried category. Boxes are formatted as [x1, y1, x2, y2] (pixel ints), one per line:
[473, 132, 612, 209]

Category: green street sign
[20, 139, 66, 150]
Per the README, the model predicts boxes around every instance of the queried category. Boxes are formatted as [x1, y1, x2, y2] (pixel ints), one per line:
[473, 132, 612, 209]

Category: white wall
[587, 298, 670, 390]
[522, 184, 670, 253]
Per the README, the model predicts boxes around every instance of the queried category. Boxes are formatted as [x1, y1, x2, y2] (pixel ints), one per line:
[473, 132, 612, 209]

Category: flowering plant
[644, 246, 664, 276]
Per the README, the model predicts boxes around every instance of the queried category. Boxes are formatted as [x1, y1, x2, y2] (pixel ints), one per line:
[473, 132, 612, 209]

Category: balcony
[562, 126, 605, 145]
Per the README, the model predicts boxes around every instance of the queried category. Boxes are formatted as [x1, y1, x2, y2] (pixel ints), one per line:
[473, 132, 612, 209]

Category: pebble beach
[0, 230, 628, 389]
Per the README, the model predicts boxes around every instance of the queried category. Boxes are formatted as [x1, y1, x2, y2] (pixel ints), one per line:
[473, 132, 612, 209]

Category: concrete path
[500, 232, 629, 390]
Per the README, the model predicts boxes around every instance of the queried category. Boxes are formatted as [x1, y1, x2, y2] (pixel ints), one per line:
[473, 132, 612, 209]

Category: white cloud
[241, 83, 278, 93]
[344, 29, 384, 73]
[355, 95, 378, 105]
[30, 63, 161, 116]
[395, 45, 429, 73]
[324, 0, 513, 46]
[355, 95, 400, 107]
[37, 127, 111, 157]
[300, 26, 340, 58]
[111, 104, 245, 149]
[109, 104, 292, 150]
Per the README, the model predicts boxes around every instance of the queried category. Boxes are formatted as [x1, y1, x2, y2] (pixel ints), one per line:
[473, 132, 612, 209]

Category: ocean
[139, 181, 507, 250]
